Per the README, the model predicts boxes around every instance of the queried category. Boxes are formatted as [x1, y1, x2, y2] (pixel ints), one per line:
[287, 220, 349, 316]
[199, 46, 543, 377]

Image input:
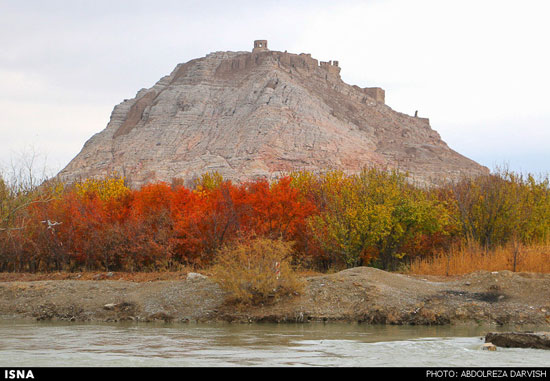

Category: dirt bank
[0, 267, 549, 326]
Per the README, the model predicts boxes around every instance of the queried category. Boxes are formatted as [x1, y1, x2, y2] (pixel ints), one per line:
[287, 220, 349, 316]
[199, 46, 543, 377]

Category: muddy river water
[0, 321, 548, 367]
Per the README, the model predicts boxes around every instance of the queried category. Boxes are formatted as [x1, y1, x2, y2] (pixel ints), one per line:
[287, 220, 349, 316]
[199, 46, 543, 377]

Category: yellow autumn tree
[451, 169, 550, 248]
[74, 176, 130, 201]
[308, 169, 452, 270]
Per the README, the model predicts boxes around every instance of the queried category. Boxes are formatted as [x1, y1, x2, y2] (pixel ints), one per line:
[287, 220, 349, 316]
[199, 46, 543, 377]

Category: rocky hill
[59, 40, 488, 187]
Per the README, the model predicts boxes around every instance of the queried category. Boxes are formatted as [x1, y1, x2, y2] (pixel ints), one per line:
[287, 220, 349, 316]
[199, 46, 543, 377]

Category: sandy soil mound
[0, 267, 549, 326]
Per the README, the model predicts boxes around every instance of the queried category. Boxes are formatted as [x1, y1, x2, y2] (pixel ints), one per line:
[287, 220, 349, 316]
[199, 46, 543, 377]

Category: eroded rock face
[59, 41, 489, 188]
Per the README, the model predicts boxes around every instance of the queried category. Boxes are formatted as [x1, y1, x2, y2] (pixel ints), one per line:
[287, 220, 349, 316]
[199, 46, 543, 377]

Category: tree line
[1, 168, 549, 273]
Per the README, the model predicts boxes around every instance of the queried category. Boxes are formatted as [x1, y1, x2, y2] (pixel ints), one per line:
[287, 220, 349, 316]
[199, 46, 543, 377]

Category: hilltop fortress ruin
[59, 40, 488, 187]
[252, 40, 384, 103]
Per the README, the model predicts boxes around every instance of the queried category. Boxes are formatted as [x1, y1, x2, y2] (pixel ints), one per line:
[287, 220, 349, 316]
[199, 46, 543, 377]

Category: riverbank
[0, 267, 549, 326]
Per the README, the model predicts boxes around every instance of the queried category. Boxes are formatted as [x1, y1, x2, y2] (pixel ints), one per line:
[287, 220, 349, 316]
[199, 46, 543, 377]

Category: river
[0, 321, 548, 367]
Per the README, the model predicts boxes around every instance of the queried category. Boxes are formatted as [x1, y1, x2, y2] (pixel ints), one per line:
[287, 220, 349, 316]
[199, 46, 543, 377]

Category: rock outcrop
[485, 332, 550, 350]
[59, 40, 488, 188]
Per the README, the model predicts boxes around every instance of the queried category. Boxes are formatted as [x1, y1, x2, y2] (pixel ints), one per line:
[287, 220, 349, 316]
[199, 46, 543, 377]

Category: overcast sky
[1, 0, 549, 177]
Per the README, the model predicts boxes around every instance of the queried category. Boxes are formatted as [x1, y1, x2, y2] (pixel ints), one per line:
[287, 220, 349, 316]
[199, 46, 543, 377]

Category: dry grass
[410, 242, 550, 276]
[294, 268, 325, 277]
[211, 238, 304, 305]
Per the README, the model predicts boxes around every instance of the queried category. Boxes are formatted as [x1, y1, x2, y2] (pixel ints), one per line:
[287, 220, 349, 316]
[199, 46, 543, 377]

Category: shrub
[211, 238, 304, 305]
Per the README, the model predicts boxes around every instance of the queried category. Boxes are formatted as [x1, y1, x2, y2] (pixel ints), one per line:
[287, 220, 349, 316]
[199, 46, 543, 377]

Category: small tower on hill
[253, 40, 268, 52]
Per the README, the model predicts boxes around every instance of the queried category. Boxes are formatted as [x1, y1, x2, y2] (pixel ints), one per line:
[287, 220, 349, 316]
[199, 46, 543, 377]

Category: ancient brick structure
[253, 40, 268, 52]
[363, 87, 385, 104]
[319, 60, 341, 77]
